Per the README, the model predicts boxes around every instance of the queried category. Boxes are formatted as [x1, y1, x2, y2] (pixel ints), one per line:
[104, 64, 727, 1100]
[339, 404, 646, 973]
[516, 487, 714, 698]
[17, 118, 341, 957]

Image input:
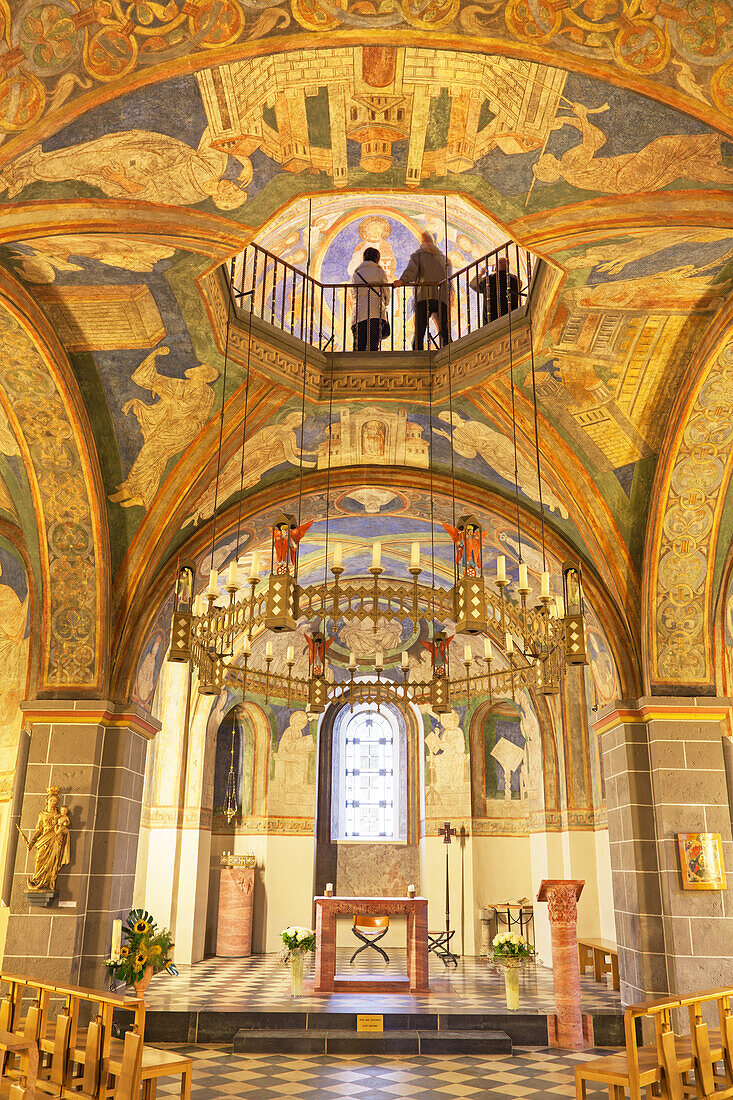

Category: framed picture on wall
[677, 832, 726, 890]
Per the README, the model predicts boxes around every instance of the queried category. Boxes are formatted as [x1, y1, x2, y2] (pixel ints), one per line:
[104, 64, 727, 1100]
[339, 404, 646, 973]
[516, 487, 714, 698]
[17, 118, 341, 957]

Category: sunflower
[133, 919, 150, 934]
[119, 946, 129, 958]
[134, 951, 147, 969]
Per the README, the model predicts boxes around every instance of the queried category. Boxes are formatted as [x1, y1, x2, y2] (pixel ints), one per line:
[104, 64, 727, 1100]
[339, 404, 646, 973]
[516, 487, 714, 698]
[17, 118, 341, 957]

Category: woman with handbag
[351, 247, 391, 351]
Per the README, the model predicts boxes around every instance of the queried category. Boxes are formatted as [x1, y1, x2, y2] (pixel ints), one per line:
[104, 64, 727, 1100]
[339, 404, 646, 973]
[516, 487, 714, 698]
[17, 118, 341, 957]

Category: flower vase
[503, 961, 521, 1011]
[133, 965, 154, 998]
[290, 952, 304, 997]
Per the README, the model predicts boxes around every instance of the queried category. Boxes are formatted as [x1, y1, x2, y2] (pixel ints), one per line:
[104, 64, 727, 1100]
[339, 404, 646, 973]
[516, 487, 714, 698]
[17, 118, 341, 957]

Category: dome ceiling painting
[0, 29, 732, 696]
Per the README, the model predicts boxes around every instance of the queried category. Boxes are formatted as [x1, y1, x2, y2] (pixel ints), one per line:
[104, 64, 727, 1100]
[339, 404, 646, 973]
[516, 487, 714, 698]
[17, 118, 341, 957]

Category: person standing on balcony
[470, 255, 521, 325]
[351, 247, 391, 351]
[395, 231, 452, 350]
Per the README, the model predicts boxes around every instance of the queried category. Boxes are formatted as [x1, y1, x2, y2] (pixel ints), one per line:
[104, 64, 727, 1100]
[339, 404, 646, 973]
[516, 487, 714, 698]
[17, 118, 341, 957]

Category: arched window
[331, 705, 405, 841]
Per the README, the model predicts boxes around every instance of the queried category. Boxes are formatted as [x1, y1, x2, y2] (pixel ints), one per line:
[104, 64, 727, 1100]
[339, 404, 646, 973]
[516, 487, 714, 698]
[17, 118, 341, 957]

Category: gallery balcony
[201, 241, 553, 401]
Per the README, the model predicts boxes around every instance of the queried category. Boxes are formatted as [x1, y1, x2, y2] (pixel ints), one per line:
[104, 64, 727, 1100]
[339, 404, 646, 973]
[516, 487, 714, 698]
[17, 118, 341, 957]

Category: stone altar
[314, 895, 429, 994]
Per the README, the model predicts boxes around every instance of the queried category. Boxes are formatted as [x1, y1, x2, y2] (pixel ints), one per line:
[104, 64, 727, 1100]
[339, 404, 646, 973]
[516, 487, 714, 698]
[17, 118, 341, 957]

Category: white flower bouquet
[492, 931, 535, 964]
[280, 925, 316, 962]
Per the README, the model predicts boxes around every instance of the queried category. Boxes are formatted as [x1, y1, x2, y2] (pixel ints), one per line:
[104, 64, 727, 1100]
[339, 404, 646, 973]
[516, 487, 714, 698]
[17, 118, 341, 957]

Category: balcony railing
[231, 240, 533, 354]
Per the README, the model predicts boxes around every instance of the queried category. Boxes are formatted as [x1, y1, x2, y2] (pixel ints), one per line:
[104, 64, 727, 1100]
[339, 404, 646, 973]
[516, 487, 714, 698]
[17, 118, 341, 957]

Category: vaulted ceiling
[1, 14, 732, 701]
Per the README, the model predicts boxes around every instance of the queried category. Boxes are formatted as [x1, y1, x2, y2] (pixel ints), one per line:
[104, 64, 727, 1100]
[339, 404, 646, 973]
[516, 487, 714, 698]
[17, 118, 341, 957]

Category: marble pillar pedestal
[216, 867, 255, 957]
[537, 879, 592, 1051]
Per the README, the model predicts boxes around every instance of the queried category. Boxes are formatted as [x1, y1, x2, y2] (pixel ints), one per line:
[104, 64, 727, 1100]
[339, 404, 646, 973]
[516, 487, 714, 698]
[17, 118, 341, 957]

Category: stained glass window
[337, 706, 399, 840]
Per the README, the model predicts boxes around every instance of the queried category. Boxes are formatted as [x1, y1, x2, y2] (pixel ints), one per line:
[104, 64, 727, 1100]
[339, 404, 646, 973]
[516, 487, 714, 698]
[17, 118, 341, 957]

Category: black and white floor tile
[152, 1044, 616, 1099]
[145, 952, 621, 1016]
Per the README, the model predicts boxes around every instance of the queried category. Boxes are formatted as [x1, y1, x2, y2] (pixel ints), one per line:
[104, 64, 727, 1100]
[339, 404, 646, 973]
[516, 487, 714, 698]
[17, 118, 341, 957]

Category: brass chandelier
[168, 213, 588, 714]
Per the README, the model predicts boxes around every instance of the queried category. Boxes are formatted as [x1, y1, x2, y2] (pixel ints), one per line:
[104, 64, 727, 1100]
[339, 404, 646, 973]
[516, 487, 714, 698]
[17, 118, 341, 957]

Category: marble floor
[152, 1044, 617, 1098]
[144, 951, 622, 1015]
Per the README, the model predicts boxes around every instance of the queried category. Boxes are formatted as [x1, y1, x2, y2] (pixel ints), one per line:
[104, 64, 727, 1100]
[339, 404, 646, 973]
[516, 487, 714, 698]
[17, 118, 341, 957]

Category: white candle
[541, 570, 550, 599]
[192, 594, 202, 617]
[349, 653, 357, 670]
[249, 551, 260, 580]
[325, 882, 333, 895]
[496, 555, 506, 583]
[243, 636, 251, 656]
[556, 595, 565, 619]
[375, 651, 383, 669]
[227, 560, 238, 589]
[484, 637, 493, 661]
[372, 542, 381, 570]
[407, 884, 416, 898]
[464, 644, 472, 664]
[410, 541, 420, 569]
[333, 542, 343, 569]
[401, 651, 409, 670]
[111, 919, 122, 963]
[519, 563, 528, 591]
[286, 645, 294, 664]
[208, 568, 218, 595]
[265, 641, 273, 659]
[505, 631, 514, 654]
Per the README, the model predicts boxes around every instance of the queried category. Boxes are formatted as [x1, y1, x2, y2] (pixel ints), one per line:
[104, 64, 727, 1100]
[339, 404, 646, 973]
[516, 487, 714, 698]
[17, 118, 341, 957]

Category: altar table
[314, 895, 429, 994]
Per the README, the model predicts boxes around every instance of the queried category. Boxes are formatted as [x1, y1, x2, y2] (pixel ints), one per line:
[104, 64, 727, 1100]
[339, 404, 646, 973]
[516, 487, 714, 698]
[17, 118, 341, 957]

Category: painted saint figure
[532, 102, 733, 194]
[272, 517, 313, 575]
[442, 516, 484, 577]
[21, 788, 71, 893]
[110, 346, 218, 510]
[306, 631, 334, 678]
[421, 631, 453, 678]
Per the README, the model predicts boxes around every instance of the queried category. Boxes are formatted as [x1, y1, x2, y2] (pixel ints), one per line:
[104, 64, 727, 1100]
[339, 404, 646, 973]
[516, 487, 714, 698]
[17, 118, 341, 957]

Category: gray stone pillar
[2, 700, 159, 986]
[594, 698, 733, 1004]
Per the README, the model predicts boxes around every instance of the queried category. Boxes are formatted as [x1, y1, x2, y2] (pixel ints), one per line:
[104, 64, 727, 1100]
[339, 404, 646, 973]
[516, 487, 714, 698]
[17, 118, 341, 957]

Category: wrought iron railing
[231, 240, 533, 353]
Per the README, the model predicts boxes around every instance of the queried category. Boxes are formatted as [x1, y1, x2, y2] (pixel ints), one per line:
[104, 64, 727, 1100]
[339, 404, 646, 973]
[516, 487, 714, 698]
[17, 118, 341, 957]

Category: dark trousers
[354, 318, 383, 351]
[414, 299, 450, 350]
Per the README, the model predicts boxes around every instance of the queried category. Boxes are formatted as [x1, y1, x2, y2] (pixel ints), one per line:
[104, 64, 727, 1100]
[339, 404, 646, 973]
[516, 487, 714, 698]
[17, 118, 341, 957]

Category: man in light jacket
[395, 231, 452, 350]
[351, 247, 390, 351]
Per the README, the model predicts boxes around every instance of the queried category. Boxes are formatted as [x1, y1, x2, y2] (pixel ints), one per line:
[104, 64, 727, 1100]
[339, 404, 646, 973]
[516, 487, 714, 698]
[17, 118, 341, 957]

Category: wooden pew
[578, 937, 620, 990]
[0, 1028, 39, 1100]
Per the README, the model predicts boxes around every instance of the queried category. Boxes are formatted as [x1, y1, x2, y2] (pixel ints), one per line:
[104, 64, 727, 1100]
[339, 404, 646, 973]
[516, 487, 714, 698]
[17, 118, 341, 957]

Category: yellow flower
[119, 946, 129, 958]
[133, 919, 150, 934]
[134, 952, 147, 968]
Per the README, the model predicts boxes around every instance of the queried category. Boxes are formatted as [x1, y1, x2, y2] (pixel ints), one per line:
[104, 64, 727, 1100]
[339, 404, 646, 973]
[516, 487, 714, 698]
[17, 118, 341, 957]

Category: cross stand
[427, 820, 460, 967]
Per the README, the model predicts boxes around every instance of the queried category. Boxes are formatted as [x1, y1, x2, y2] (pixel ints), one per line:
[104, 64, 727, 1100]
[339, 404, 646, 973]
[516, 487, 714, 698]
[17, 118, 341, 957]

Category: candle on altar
[325, 883, 333, 896]
[407, 884, 416, 898]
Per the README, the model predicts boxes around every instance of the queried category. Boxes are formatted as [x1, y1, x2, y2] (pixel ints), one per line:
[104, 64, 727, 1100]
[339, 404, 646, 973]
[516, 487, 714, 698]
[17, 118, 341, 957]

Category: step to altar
[232, 1027, 513, 1055]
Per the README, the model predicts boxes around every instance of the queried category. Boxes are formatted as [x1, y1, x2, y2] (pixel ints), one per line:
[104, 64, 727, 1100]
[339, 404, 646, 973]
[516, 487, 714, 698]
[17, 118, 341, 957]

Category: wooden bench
[578, 937, 620, 990]
[0, 972, 191, 1100]
[576, 986, 733, 1099]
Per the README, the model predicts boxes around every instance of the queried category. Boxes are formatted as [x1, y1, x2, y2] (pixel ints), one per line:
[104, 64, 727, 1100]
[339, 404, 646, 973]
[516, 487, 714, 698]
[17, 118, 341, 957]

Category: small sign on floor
[357, 1014, 383, 1032]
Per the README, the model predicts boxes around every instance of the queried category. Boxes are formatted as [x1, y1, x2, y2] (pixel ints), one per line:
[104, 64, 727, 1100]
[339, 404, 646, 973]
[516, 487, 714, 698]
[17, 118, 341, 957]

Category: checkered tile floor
[153, 1044, 617, 1098]
[145, 952, 621, 1015]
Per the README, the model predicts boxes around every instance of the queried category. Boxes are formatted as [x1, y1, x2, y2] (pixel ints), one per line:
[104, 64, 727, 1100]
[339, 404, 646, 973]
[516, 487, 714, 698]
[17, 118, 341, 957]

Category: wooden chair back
[112, 1028, 142, 1100]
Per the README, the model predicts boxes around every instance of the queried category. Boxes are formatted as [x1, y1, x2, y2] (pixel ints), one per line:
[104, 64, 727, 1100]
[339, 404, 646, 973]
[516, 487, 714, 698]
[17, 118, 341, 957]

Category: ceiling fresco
[0, 26, 732, 699]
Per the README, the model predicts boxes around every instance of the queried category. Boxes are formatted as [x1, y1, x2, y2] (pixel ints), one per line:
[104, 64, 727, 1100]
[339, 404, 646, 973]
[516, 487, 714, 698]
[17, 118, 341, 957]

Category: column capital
[592, 697, 733, 738]
[537, 879, 584, 924]
[21, 699, 161, 740]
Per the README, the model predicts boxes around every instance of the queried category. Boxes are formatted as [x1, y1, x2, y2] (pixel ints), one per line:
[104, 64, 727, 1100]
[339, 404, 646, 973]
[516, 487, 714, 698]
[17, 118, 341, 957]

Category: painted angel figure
[272, 518, 313, 575]
[305, 631, 334, 678]
[442, 518, 484, 577]
[420, 632, 453, 678]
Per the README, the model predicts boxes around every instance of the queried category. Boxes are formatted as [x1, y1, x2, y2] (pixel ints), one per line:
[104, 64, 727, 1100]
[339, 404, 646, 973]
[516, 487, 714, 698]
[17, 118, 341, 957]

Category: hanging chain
[209, 257, 234, 574]
[527, 258, 547, 571]
[507, 248, 523, 565]
[295, 199, 313, 584]
[234, 270, 254, 562]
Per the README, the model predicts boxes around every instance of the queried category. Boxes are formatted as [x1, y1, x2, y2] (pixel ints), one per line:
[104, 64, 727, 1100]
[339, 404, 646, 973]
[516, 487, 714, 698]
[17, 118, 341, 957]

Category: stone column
[2, 700, 159, 986]
[537, 879, 585, 1050]
[594, 698, 733, 1004]
[216, 866, 255, 957]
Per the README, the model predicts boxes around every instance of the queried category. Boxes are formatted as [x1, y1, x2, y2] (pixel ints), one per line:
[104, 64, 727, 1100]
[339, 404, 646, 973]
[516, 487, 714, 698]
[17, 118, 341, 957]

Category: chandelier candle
[208, 568, 218, 596]
[249, 551, 260, 581]
[372, 542, 381, 570]
[375, 651, 383, 670]
[518, 563, 529, 592]
[227, 560, 238, 591]
[484, 638, 493, 661]
[505, 632, 514, 654]
[541, 571, 550, 599]
[496, 556, 507, 583]
[333, 543, 343, 569]
[410, 542, 420, 569]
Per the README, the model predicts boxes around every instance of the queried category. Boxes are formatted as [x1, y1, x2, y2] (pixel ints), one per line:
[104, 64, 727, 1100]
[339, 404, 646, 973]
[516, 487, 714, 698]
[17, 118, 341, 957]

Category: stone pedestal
[594, 698, 733, 1005]
[2, 700, 159, 986]
[216, 868, 255, 957]
[537, 879, 586, 1050]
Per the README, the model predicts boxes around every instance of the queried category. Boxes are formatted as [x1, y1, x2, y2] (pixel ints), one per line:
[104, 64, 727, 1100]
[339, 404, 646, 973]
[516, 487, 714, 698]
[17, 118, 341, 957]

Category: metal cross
[439, 820, 456, 845]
